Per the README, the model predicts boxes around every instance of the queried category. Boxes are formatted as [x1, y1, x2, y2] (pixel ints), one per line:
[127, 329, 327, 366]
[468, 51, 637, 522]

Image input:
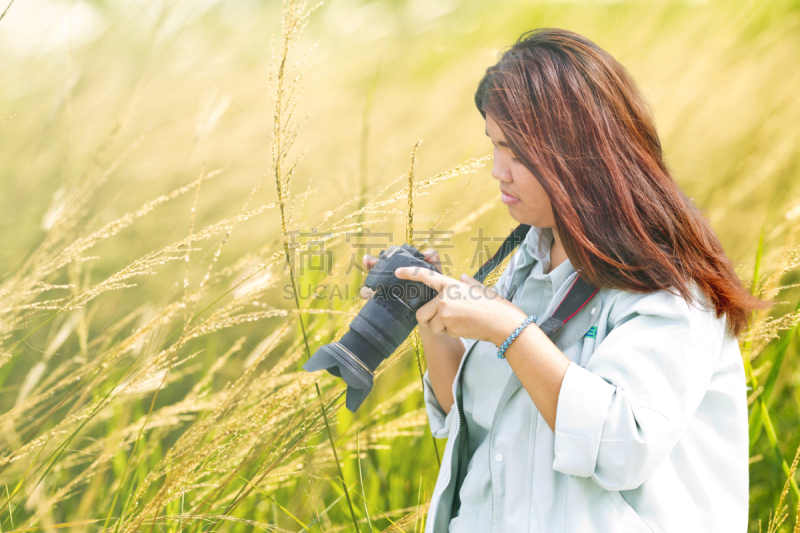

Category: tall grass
[0, 0, 799, 532]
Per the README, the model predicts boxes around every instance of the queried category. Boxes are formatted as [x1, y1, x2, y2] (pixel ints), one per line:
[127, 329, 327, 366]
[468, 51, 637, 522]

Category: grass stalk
[266, 1, 360, 530]
[405, 142, 440, 467]
[234, 475, 309, 531]
[4, 486, 11, 530]
[285, 242, 360, 531]
[104, 368, 171, 533]
[742, 228, 800, 503]
[356, 430, 374, 533]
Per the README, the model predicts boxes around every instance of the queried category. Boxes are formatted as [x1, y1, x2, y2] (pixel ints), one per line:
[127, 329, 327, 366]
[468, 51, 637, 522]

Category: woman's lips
[501, 191, 520, 205]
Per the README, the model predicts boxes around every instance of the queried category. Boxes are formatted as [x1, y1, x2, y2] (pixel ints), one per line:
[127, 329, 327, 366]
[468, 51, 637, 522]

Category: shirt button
[590, 307, 596, 315]
[495, 453, 504, 463]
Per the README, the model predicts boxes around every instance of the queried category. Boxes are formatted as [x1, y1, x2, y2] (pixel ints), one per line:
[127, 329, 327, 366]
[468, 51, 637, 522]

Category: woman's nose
[491, 157, 512, 182]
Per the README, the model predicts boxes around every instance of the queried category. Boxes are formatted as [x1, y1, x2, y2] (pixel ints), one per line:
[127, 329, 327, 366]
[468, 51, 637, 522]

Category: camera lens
[303, 244, 439, 412]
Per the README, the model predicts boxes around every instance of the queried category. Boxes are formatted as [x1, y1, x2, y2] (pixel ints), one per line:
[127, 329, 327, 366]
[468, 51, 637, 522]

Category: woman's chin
[506, 205, 547, 228]
[505, 204, 527, 224]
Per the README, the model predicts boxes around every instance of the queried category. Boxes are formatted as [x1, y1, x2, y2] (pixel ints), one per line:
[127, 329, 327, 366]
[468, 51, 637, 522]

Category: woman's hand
[394, 266, 529, 346]
[398, 265, 573, 428]
[358, 249, 442, 300]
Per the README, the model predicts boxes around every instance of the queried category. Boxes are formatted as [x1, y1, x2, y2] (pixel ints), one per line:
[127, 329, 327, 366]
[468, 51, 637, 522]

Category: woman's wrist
[496, 314, 538, 359]
[491, 307, 531, 347]
[418, 323, 465, 356]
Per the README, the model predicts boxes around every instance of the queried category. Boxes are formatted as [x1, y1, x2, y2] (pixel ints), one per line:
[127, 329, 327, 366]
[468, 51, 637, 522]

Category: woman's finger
[428, 313, 447, 335]
[359, 285, 376, 299]
[422, 249, 442, 271]
[395, 266, 456, 292]
[362, 254, 378, 270]
[415, 299, 439, 325]
[422, 248, 440, 262]
[459, 273, 484, 286]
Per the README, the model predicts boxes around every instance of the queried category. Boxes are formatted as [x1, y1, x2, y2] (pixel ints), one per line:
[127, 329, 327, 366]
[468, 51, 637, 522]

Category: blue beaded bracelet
[497, 314, 538, 359]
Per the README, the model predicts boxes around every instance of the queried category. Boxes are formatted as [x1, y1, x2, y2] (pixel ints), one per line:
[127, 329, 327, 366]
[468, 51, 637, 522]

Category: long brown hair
[475, 28, 770, 338]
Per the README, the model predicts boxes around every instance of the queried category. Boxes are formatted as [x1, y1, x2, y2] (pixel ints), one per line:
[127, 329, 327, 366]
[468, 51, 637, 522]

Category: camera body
[303, 244, 440, 412]
[364, 244, 439, 316]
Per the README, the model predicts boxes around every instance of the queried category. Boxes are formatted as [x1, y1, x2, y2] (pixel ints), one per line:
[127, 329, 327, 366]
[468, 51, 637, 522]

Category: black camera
[303, 244, 440, 412]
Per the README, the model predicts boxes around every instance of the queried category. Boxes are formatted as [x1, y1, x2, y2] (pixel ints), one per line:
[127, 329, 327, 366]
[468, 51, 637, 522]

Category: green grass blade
[234, 475, 309, 531]
[759, 400, 800, 502]
[356, 430, 374, 533]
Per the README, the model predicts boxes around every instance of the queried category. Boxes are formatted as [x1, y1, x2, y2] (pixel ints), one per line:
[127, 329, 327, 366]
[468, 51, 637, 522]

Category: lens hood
[303, 342, 374, 412]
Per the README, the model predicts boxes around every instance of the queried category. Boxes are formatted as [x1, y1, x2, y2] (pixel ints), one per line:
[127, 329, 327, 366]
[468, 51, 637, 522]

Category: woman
[365, 28, 769, 532]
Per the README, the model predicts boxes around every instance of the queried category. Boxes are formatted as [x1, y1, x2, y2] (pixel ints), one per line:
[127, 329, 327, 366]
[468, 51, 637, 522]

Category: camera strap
[473, 223, 532, 284]
[538, 274, 599, 337]
[472, 223, 599, 336]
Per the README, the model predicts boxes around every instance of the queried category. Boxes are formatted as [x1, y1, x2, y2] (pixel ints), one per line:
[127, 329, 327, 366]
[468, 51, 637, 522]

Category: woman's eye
[491, 143, 519, 163]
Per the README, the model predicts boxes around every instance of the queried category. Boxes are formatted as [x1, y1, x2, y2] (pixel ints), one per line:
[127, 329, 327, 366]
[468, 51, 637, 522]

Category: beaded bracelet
[496, 314, 538, 359]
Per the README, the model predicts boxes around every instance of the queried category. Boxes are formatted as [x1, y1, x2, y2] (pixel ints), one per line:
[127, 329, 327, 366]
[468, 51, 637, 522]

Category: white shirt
[450, 227, 575, 532]
[423, 225, 749, 533]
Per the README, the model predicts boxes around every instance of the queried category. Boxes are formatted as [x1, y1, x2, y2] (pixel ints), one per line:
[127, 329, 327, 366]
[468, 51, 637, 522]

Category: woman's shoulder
[596, 281, 728, 346]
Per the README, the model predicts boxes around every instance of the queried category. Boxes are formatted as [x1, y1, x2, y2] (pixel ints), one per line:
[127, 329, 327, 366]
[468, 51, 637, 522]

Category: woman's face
[485, 113, 556, 229]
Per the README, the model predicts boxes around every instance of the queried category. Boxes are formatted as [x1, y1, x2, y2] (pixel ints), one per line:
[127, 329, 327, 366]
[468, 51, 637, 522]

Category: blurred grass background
[1, 0, 800, 531]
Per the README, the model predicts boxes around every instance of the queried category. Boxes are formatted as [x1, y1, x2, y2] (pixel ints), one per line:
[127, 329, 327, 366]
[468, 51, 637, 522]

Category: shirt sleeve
[551, 289, 724, 491]
[423, 368, 455, 439]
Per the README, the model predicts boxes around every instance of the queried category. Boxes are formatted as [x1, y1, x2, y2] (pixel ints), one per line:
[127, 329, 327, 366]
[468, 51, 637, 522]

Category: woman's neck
[546, 227, 569, 275]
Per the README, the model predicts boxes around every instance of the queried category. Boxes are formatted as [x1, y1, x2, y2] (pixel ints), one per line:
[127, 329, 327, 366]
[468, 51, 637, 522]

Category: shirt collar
[523, 226, 576, 291]
[523, 226, 555, 266]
